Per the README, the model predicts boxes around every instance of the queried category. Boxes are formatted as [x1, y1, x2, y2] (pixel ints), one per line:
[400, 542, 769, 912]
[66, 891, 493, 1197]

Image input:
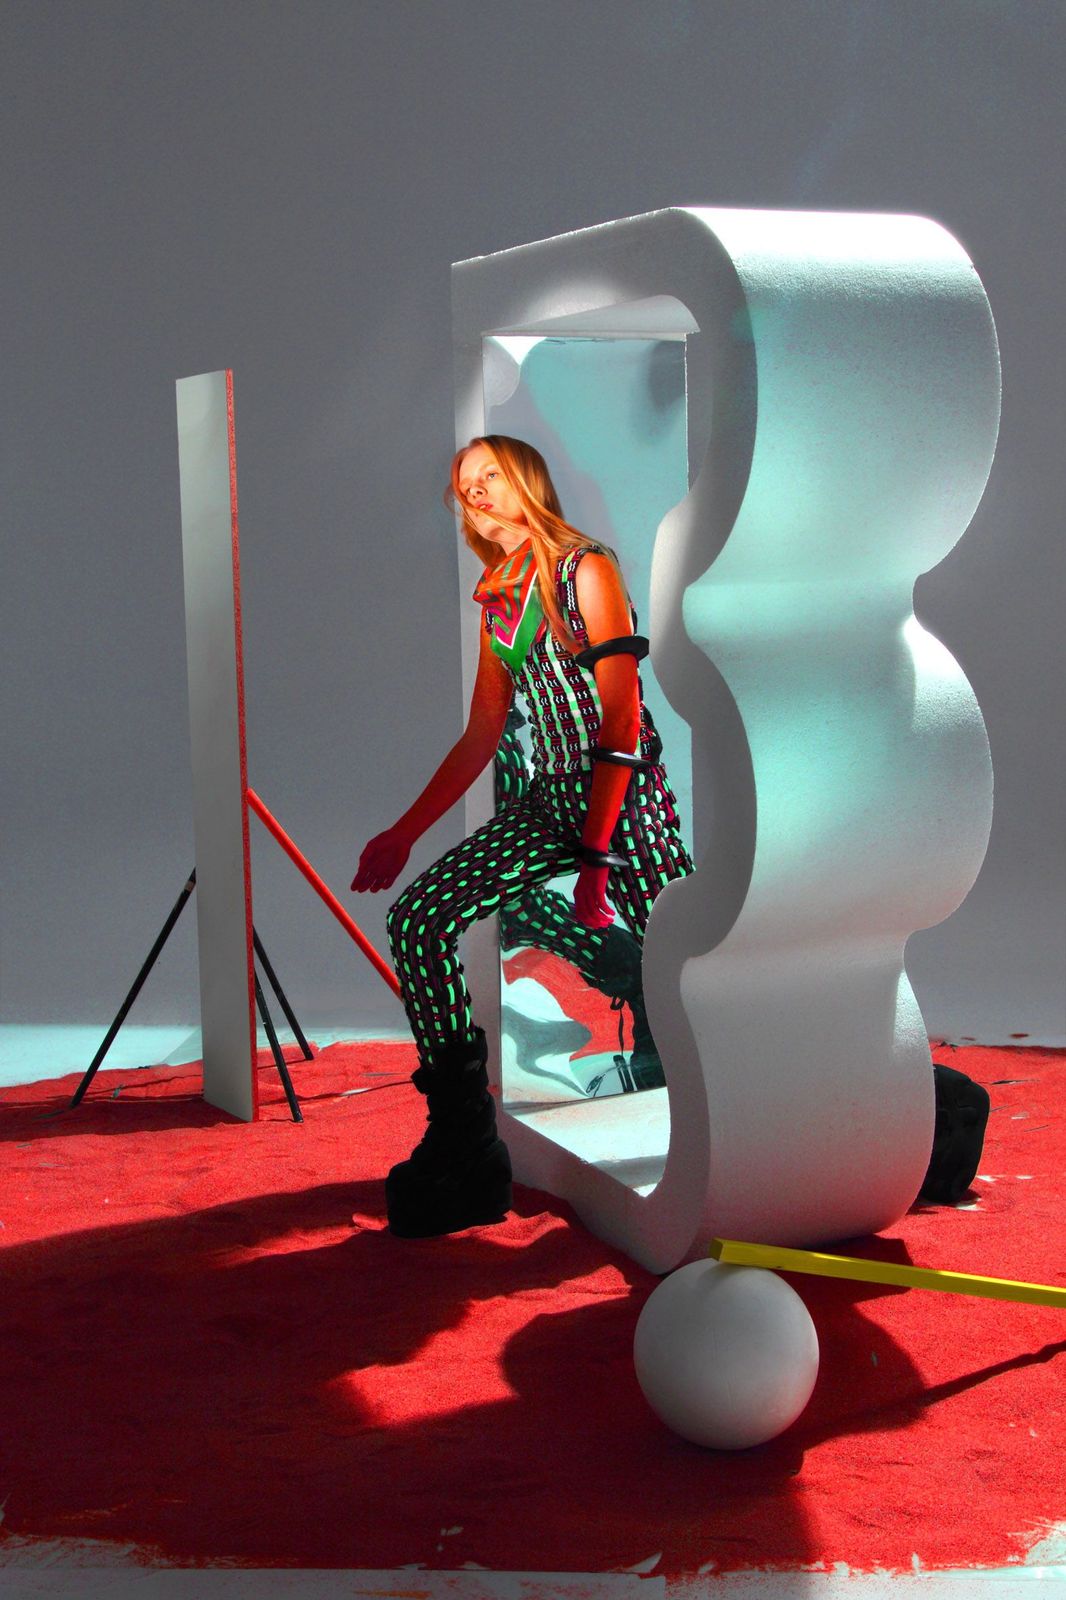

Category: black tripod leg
[70, 870, 197, 1109]
[252, 927, 313, 1060]
[254, 970, 303, 1124]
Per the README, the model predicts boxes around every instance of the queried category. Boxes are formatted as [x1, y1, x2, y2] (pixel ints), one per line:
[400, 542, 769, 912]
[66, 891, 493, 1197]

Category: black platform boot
[591, 926, 667, 1092]
[386, 1026, 513, 1238]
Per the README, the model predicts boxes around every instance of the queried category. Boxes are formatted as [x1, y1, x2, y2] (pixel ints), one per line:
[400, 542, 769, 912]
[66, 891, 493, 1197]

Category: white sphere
[633, 1260, 819, 1449]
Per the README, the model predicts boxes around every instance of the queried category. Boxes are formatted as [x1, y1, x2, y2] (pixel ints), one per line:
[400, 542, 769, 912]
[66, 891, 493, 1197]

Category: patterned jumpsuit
[386, 542, 694, 1067]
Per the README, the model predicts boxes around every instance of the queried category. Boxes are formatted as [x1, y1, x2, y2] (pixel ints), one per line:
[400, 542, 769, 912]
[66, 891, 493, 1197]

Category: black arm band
[591, 724, 663, 771]
[574, 634, 650, 670]
[572, 841, 628, 868]
[592, 747, 651, 771]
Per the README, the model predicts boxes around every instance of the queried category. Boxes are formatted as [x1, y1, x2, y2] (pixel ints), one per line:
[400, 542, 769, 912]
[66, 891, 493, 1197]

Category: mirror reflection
[482, 335, 693, 1111]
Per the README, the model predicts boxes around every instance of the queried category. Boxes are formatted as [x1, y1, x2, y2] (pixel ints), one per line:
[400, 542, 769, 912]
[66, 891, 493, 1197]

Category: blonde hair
[445, 434, 629, 653]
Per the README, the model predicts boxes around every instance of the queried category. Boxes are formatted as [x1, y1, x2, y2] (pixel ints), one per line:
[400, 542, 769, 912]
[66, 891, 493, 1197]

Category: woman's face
[457, 445, 528, 541]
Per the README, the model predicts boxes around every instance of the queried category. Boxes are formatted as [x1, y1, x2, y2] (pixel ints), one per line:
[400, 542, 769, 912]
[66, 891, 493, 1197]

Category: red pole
[246, 788, 402, 997]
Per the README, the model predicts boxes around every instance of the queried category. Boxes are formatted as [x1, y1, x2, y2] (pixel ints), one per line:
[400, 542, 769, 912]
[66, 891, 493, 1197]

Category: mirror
[482, 335, 693, 1112]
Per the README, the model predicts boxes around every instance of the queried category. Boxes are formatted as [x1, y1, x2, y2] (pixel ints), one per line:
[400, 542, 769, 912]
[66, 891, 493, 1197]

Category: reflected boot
[589, 926, 666, 1092]
[386, 1025, 513, 1238]
[619, 988, 667, 1091]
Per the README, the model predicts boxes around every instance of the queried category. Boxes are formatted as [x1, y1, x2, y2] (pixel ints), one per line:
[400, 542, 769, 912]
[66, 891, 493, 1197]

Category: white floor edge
[1, 1551, 1065, 1599]
[0, 1025, 410, 1091]
[1, 1025, 1062, 1094]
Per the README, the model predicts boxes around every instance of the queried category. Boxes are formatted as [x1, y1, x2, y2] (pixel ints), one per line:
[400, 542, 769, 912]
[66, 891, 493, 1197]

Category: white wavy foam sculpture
[452, 208, 1000, 1273]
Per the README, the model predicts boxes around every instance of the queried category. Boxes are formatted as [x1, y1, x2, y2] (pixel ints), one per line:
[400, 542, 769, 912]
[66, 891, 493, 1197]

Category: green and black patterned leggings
[386, 712, 693, 1067]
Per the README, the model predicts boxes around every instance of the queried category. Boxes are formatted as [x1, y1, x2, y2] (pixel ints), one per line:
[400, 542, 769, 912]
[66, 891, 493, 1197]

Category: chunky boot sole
[385, 1138, 513, 1239]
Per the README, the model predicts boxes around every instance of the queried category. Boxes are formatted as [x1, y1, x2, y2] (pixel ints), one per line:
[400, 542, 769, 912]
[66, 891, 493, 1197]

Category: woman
[351, 436, 693, 1238]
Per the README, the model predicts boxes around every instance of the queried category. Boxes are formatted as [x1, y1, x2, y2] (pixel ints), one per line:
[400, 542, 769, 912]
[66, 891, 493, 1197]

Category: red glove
[573, 861, 614, 929]
[351, 825, 413, 893]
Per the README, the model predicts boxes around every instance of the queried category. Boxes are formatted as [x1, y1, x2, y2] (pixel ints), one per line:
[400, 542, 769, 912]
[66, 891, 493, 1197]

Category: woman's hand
[573, 862, 615, 930]
[351, 826, 413, 893]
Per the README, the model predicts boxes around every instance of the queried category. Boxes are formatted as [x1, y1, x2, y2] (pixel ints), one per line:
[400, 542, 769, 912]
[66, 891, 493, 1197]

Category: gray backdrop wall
[3, 0, 1063, 1053]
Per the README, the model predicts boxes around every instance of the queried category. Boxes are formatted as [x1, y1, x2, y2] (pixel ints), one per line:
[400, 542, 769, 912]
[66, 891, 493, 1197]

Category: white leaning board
[175, 370, 257, 1121]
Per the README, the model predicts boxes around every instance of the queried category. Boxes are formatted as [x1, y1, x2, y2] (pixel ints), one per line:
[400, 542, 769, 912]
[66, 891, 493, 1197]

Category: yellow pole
[709, 1239, 1066, 1309]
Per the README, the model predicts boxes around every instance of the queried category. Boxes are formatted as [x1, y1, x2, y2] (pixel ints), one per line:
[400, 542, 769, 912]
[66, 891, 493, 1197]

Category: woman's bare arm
[352, 618, 513, 892]
[394, 621, 514, 840]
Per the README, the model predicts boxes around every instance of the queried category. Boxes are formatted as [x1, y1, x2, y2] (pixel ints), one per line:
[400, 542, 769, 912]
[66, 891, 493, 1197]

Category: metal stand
[253, 971, 303, 1123]
[68, 867, 312, 1120]
[253, 927, 312, 1060]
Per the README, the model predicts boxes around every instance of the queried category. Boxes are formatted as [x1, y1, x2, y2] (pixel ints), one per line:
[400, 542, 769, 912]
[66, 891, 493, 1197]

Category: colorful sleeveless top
[472, 539, 663, 776]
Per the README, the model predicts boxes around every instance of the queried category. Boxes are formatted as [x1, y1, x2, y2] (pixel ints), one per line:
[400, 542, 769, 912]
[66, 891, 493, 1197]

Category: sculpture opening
[482, 332, 693, 1174]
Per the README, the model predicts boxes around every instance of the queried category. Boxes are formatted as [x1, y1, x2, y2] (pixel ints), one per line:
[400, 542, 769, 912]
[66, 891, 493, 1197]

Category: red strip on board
[226, 369, 260, 1121]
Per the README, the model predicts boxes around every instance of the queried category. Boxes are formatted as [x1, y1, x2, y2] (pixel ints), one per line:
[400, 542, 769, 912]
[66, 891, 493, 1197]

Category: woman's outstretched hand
[351, 826, 413, 893]
[573, 862, 615, 930]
